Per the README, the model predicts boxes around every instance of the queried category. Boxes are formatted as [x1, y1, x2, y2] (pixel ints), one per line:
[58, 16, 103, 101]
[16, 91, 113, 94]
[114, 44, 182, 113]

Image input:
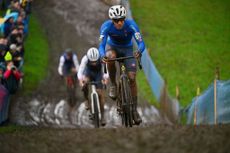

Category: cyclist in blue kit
[99, 5, 145, 125]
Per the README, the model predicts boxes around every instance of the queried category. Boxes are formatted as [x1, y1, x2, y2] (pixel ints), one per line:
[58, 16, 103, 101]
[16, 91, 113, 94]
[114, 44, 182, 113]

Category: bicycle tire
[121, 76, 133, 127]
[93, 94, 100, 128]
[66, 76, 76, 107]
[119, 83, 126, 126]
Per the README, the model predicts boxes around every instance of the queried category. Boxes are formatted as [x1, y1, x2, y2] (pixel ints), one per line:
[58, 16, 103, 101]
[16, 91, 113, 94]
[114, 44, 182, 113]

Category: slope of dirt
[0, 125, 230, 153]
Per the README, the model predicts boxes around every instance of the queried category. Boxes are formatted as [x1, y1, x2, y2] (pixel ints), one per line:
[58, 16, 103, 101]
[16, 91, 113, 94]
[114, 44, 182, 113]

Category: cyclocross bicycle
[106, 56, 142, 127]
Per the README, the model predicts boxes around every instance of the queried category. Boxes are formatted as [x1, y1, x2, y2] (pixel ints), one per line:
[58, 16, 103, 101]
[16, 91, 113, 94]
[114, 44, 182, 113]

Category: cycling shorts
[106, 45, 136, 72]
[83, 68, 103, 89]
[62, 64, 75, 76]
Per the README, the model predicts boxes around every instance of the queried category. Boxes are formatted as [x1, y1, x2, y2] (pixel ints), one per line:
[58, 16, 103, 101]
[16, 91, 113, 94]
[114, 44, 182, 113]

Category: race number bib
[99, 35, 104, 42]
[134, 32, 142, 41]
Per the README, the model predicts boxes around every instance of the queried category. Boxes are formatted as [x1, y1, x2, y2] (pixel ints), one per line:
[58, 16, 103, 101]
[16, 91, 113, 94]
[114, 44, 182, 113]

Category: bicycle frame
[65, 73, 77, 107]
[66, 76, 76, 88]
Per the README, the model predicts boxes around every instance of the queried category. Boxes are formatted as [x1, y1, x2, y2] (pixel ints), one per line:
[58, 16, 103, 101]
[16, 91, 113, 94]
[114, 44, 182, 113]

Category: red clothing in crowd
[4, 70, 21, 80]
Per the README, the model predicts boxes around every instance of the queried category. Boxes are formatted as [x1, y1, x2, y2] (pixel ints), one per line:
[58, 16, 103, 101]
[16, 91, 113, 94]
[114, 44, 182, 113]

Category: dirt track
[2, 0, 230, 153]
[1, 125, 230, 153]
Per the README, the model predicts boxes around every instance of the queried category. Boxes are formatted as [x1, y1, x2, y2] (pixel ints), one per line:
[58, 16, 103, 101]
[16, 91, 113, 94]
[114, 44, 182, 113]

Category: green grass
[23, 15, 49, 93]
[131, 0, 230, 106]
[0, 124, 30, 133]
[137, 70, 158, 106]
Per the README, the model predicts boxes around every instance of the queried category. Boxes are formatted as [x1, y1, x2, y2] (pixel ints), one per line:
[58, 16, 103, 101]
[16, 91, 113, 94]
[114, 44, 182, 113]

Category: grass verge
[131, 0, 230, 106]
[23, 14, 49, 93]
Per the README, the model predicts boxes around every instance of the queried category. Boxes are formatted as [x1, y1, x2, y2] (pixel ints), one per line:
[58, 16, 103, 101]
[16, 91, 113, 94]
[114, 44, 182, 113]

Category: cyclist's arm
[73, 54, 80, 71]
[130, 21, 145, 53]
[101, 63, 109, 84]
[99, 22, 110, 57]
[102, 63, 109, 79]
[77, 55, 88, 80]
[58, 56, 65, 76]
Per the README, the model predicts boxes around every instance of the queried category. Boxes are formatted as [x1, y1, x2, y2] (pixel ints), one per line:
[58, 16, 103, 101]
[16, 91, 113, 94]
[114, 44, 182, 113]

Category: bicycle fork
[91, 85, 101, 118]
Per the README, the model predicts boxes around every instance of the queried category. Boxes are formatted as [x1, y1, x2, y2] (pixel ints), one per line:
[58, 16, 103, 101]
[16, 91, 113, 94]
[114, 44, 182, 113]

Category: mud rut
[9, 0, 162, 128]
[2, 1, 230, 153]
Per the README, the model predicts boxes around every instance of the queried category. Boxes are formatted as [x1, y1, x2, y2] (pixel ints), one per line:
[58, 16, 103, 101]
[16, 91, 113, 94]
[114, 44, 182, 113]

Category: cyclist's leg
[123, 45, 137, 98]
[82, 75, 90, 110]
[124, 47, 142, 125]
[106, 45, 117, 98]
[127, 71, 142, 124]
[69, 65, 78, 88]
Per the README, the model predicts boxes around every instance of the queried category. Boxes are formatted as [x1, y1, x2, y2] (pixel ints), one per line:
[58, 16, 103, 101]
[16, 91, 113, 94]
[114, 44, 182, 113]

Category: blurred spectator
[7, 26, 25, 57]
[3, 16, 15, 38]
[6, 0, 22, 15]
[0, 0, 11, 10]
[0, 63, 6, 86]
[0, 37, 8, 63]
[20, 0, 33, 15]
[9, 43, 23, 70]
[3, 51, 22, 94]
[15, 12, 28, 36]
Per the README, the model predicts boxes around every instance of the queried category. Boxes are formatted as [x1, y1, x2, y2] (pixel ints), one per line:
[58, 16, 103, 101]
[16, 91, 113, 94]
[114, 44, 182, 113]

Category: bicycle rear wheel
[121, 76, 133, 127]
[93, 94, 100, 128]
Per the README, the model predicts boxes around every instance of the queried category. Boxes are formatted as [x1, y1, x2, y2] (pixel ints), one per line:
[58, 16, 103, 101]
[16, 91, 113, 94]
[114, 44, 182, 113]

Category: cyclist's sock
[109, 85, 117, 99]
[132, 96, 142, 125]
[101, 111, 106, 126]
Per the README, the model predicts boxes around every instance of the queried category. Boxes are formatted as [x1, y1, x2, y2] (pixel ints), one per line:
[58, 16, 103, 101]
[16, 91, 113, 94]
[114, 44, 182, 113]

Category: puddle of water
[23, 98, 162, 128]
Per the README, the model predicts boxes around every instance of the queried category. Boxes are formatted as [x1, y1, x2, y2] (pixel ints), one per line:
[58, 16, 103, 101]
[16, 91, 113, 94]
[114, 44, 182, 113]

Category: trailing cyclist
[58, 48, 79, 78]
[58, 48, 79, 106]
[99, 5, 146, 125]
[77, 47, 108, 126]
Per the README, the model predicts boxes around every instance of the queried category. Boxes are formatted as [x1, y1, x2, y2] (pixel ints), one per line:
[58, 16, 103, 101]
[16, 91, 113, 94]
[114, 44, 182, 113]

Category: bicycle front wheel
[93, 94, 100, 128]
[121, 76, 133, 127]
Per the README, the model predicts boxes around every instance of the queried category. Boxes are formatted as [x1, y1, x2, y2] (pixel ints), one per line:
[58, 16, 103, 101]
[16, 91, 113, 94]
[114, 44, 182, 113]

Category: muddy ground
[1, 125, 230, 153]
[1, 0, 230, 153]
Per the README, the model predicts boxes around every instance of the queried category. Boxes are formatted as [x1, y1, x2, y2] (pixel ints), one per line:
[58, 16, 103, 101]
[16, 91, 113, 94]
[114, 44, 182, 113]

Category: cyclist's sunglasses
[112, 18, 125, 23]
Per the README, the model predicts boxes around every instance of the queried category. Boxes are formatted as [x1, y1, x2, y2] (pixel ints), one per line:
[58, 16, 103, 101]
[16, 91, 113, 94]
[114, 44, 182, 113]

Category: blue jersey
[99, 19, 145, 57]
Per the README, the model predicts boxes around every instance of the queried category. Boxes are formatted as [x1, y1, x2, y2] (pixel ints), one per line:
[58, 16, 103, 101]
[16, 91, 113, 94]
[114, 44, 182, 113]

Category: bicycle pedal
[117, 111, 122, 115]
[88, 114, 94, 120]
[117, 109, 122, 115]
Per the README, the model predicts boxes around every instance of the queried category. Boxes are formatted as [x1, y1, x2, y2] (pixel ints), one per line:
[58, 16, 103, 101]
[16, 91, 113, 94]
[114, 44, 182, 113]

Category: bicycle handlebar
[85, 81, 107, 90]
[105, 56, 134, 62]
[103, 56, 142, 70]
[87, 81, 102, 85]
